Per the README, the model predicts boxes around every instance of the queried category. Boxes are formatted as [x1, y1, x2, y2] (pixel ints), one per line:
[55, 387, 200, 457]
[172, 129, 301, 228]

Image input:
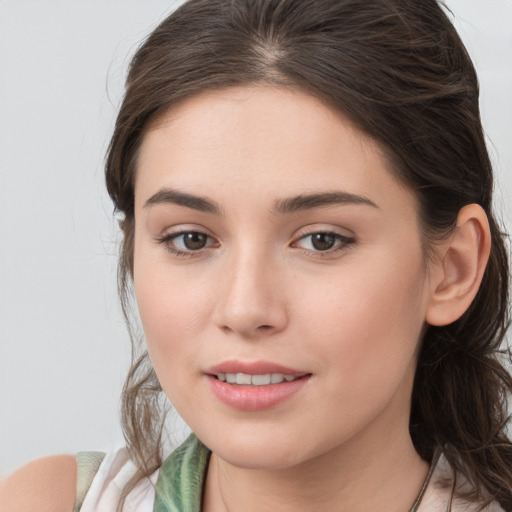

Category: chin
[197, 427, 314, 470]
[217, 446, 305, 471]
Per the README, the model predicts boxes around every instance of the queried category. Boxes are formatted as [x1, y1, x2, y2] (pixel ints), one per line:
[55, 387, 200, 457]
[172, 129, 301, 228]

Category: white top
[74, 439, 505, 512]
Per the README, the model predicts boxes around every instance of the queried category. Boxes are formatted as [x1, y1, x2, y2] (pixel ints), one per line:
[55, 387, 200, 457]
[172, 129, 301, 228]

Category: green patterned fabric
[74, 451, 106, 512]
[74, 435, 472, 511]
[154, 434, 211, 512]
[153, 436, 435, 512]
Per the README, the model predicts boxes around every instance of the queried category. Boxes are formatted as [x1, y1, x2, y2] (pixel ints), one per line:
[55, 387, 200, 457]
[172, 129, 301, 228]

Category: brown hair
[105, 0, 512, 508]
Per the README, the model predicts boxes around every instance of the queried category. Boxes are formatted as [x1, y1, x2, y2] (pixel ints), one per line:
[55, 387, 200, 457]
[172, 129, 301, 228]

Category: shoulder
[0, 454, 77, 512]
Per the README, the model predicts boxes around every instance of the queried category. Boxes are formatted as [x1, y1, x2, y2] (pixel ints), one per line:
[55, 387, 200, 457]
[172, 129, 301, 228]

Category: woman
[1, 0, 510, 510]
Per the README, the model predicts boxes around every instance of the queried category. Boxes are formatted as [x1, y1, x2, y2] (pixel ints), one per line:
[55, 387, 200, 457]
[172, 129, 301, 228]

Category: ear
[426, 204, 491, 327]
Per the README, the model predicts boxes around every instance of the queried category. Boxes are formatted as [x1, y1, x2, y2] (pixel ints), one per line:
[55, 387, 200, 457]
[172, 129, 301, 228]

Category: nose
[212, 249, 288, 339]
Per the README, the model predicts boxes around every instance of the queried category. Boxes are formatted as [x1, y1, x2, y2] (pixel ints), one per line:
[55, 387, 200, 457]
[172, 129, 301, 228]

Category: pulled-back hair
[105, 0, 512, 507]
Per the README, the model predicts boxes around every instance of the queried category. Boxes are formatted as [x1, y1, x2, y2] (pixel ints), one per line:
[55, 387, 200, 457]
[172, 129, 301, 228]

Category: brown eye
[159, 230, 217, 256]
[293, 231, 356, 254]
[311, 233, 336, 251]
[182, 232, 208, 250]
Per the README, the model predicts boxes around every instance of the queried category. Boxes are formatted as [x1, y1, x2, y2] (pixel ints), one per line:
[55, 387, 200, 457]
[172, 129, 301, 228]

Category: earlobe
[426, 204, 491, 327]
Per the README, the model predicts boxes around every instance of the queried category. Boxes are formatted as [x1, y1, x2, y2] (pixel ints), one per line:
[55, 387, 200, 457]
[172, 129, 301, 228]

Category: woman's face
[133, 86, 437, 469]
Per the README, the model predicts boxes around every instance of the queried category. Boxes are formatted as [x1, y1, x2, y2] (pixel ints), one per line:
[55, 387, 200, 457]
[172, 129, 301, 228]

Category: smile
[216, 373, 299, 385]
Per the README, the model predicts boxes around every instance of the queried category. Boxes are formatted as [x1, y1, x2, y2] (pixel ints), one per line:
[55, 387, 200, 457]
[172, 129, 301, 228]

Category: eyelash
[156, 231, 218, 258]
[292, 231, 356, 257]
[156, 230, 356, 258]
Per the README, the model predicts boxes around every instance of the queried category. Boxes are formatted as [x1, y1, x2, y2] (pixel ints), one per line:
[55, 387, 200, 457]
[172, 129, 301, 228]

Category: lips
[207, 360, 308, 377]
[205, 360, 311, 411]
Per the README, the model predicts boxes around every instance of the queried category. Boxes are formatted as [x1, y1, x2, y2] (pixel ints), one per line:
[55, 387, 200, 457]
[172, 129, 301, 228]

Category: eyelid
[157, 224, 215, 241]
[154, 224, 355, 257]
[292, 225, 355, 242]
[294, 231, 355, 245]
[155, 226, 219, 257]
[291, 227, 356, 254]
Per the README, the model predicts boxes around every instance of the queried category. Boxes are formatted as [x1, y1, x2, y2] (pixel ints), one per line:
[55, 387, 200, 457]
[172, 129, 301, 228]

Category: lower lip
[206, 375, 311, 411]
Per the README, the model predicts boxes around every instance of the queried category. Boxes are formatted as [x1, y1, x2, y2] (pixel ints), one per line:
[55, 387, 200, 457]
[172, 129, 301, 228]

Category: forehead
[135, 85, 414, 215]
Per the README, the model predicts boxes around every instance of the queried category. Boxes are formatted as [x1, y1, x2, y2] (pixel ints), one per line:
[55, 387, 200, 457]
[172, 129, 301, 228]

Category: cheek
[134, 266, 214, 412]
[133, 243, 213, 368]
[294, 247, 427, 386]
[284, 251, 427, 445]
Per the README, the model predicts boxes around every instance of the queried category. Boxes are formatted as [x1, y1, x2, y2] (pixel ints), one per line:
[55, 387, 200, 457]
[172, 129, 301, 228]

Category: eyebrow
[143, 187, 378, 215]
[143, 188, 222, 214]
[272, 191, 378, 214]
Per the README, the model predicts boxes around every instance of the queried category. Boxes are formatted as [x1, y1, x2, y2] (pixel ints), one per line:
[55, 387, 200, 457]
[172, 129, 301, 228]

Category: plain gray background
[0, 0, 511, 476]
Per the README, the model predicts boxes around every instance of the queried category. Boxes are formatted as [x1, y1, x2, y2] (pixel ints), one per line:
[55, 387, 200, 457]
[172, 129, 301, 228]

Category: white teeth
[236, 373, 252, 385]
[251, 374, 271, 386]
[216, 372, 299, 385]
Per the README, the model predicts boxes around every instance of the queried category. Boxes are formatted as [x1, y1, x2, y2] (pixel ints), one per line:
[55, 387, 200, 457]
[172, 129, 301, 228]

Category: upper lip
[206, 360, 309, 376]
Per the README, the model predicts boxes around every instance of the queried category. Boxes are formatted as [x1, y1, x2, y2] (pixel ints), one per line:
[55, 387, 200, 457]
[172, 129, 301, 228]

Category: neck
[203, 413, 429, 512]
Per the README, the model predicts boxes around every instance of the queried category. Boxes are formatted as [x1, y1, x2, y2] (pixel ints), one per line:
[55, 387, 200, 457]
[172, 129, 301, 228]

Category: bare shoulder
[0, 455, 77, 512]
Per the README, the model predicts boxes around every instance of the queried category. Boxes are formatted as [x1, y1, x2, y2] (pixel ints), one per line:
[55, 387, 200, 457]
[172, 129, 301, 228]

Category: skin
[134, 85, 437, 511]
[0, 455, 76, 512]
[0, 86, 490, 511]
